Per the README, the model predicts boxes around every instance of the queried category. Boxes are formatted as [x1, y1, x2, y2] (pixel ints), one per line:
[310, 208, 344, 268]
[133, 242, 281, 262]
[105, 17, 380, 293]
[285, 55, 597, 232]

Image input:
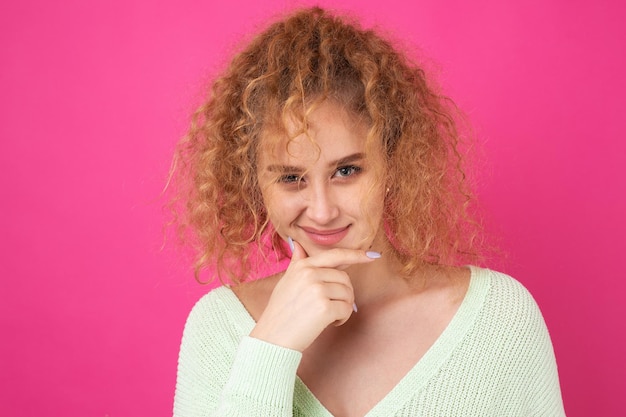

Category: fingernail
[352, 302, 358, 313]
[366, 251, 381, 259]
[287, 236, 294, 253]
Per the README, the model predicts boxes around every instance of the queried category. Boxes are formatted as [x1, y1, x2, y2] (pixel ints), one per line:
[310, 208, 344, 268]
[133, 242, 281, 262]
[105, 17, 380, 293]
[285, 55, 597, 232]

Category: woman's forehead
[257, 102, 371, 166]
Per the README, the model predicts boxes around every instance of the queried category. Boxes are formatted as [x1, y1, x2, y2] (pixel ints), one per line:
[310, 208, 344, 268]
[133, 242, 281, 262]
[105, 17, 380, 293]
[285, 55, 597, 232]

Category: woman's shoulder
[184, 271, 283, 333]
[188, 285, 237, 317]
[182, 286, 241, 334]
[472, 267, 539, 303]
[470, 266, 549, 331]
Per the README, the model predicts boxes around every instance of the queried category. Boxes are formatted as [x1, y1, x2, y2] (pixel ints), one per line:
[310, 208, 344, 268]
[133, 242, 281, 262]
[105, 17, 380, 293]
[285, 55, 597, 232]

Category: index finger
[303, 248, 381, 270]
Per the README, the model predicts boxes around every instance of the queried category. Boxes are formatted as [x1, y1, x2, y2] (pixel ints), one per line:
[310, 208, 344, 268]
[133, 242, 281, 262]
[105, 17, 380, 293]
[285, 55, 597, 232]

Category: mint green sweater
[173, 267, 565, 416]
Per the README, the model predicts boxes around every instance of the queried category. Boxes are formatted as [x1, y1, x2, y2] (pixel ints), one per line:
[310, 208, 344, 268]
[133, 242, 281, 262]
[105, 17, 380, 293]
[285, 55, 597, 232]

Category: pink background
[1, 0, 624, 415]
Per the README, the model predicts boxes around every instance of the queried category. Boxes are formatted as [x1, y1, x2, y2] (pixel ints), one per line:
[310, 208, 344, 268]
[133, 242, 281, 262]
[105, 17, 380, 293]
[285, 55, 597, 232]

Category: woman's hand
[249, 239, 378, 352]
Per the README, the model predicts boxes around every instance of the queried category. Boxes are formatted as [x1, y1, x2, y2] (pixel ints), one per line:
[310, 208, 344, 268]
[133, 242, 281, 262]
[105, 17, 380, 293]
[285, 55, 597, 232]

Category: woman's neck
[346, 236, 426, 308]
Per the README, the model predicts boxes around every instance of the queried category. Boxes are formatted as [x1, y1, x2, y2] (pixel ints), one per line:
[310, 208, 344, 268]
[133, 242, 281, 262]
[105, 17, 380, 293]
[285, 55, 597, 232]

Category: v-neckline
[222, 266, 490, 417]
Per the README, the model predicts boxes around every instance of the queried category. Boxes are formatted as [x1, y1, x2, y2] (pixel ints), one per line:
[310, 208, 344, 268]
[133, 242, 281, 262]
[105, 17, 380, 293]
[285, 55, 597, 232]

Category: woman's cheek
[265, 190, 296, 233]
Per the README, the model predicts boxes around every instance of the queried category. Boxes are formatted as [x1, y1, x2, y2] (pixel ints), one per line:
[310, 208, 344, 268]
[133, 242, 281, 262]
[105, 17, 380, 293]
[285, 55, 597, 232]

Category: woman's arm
[173, 291, 301, 417]
[173, 242, 378, 416]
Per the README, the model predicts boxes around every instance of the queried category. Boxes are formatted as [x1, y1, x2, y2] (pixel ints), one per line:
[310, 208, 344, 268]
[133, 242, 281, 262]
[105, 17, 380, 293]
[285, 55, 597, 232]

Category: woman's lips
[300, 226, 350, 246]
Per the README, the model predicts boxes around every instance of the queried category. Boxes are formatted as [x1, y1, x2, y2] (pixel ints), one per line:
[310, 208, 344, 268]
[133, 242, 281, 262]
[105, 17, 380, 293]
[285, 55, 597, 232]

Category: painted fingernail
[366, 251, 381, 259]
[287, 236, 295, 253]
[353, 302, 358, 313]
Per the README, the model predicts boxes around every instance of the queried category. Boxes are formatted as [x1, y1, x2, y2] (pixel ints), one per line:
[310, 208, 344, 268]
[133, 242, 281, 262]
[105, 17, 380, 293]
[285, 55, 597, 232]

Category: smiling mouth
[300, 225, 350, 246]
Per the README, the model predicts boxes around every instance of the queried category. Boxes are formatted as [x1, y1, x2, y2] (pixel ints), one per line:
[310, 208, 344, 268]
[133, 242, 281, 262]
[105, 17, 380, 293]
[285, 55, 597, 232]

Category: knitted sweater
[173, 267, 565, 416]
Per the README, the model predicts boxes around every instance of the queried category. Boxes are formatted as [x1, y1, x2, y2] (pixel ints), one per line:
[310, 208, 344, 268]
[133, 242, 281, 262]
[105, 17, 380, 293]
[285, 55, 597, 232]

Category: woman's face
[257, 101, 386, 257]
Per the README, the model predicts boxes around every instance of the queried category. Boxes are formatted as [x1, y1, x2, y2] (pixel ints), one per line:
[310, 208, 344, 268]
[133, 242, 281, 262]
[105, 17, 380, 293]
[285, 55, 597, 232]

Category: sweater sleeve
[173, 290, 303, 417]
[523, 299, 566, 417]
[490, 273, 566, 417]
[214, 337, 302, 416]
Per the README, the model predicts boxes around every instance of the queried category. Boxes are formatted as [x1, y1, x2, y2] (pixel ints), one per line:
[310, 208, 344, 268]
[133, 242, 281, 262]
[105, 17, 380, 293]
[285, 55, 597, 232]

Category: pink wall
[1, 0, 624, 415]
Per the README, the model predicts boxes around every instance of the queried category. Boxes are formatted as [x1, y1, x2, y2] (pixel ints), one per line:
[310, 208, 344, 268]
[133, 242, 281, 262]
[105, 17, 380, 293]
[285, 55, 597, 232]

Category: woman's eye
[334, 165, 361, 178]
[278, 174, 302, 184]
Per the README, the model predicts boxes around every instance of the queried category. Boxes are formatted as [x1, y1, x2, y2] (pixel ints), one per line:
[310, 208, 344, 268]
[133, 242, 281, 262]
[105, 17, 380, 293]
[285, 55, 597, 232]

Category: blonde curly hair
[171, 7, 483, 284]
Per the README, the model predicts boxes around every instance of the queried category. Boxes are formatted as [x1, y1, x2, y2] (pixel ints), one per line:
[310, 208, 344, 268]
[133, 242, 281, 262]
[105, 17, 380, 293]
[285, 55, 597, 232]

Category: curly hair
[171, 7, 483, 284]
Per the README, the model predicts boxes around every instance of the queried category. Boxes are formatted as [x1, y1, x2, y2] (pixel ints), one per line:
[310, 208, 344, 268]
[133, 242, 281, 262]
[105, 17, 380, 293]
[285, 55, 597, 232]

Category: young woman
[172, 7, 565, 417]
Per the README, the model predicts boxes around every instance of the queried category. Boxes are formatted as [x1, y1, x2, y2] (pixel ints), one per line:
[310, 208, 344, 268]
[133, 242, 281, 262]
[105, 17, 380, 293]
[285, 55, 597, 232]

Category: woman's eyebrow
[330, 153, 365, 167]
[265, 164, 304, 173]
[265, 152, 366, 173]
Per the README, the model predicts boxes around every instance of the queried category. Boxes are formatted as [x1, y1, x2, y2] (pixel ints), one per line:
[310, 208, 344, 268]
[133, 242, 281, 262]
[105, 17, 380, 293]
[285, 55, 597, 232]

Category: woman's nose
[305, 183, 340, 224]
